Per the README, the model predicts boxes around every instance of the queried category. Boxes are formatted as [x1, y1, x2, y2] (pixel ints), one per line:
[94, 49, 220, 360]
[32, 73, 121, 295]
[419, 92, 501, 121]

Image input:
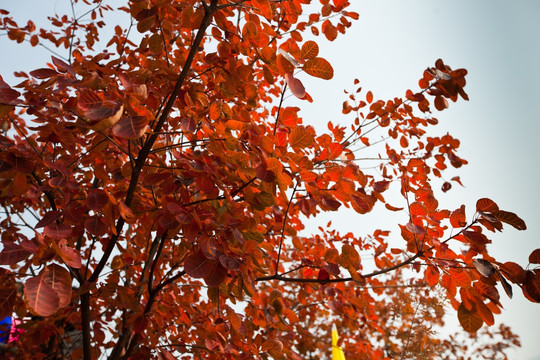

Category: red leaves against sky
[0, 1, 536, 359]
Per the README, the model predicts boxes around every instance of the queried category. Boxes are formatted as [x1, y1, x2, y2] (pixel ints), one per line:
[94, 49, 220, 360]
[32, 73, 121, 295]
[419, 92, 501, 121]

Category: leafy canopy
[0, 0, 538, 359]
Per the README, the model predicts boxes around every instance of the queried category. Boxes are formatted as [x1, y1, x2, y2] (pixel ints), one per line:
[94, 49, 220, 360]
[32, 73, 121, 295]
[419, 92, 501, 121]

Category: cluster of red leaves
[0, 1, 537, 359]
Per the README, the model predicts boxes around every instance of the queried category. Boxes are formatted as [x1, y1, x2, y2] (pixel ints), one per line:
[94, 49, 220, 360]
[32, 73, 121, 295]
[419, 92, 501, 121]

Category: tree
[0, 0, 538, 359]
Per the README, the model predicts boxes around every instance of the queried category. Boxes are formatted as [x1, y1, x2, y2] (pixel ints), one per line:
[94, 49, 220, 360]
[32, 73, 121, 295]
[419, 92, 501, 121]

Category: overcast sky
[1, 1, 539, 359]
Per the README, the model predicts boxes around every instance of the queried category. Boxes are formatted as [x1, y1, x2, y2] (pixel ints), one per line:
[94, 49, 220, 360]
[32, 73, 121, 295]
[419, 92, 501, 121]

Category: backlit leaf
[43, 264, 72, 308]
[301, 40, 319, 59]
[0, 242, 30, 265]
[58, 240, 83, 269]
[87, 189, 109, 211]
[289, 125, 314, 149]
[523, 269, 540, 302]
[203, 261, 228, 287]
[24, 269, 60, 317]
[457, 303, 483, 333]
[529, 248, 540, 264]
[112, 115, 148, 139]
[303, 57, 334, 80]
[498, 261, 526, 284]
[285, 73, 306, 99]
[476, 198, 499, 213]
[35, 210, 61, 229]
[492, 210, 526, 230]
[184, 252, 212, 279]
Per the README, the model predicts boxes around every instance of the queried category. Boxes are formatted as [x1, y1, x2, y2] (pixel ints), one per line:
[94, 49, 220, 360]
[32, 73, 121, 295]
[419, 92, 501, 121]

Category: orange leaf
[366, 91, 373, 104]
[385, 203, 404, 212]
[289, 125, 314, 149]
[251, 0, 272, 19]
[303, 57, 334, 80]
[425, 265, 439, 287]
[457, 303, 483, 333]
[301, 40, 319, 59]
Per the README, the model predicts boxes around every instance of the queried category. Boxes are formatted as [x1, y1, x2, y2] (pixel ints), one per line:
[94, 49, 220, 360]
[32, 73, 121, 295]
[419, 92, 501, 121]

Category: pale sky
[1, 0, 539, 359]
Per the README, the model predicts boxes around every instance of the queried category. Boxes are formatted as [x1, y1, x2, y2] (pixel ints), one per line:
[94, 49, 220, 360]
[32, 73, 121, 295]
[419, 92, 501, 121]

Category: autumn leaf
[24, 268, 60, 317]
[457, 303, 483, 333]
[301, 40, 319, 59]
[284, 73, 306, 99]
[303, 57, 334, 80]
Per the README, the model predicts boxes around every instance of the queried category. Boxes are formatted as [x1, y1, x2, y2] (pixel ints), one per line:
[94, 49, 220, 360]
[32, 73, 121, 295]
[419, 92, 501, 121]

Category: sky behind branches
[1, 0, 539, 359]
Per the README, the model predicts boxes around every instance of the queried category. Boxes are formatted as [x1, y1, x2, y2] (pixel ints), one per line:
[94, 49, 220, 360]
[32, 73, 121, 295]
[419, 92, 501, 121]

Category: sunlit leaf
[301, 40, 319, 59]
[303, 57, 334, 80]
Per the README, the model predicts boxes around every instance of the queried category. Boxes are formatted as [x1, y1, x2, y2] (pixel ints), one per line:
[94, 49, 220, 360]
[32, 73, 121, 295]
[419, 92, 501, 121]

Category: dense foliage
[0, 0, 538, 359]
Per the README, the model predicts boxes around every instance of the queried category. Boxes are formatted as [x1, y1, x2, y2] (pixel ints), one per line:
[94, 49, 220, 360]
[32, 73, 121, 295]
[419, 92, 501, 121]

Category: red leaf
[219, 255, 240, 271]
[523, 270, 540, 302]
[317, 268, 330, 282]
[118, 200, 135, 222]
[0, 272, 17, 319]
[24, 269, 60, 317]
[29, 68, 59, 79]
[85, 215, 108, 236]
[529, 249, 540, 264]
[476, 198, 499, 213]
[43, 264, 72, 308]
[112, 115, 148, 139]
[405, 222, 425, 235]
[51, 56, 75, 76]
[184, 252, 213, 279]
[289, 125, 314, 149]
[450, 205, 467, 228]
[87, 189, 109, 211]
[204, 261, 228, 287]
[499, 261, 527, 284]
[0, 242, 31, 265]
[385, 203, 404, 212]
[351, 192, 375, 214]
[58, 240, 83, 269]
[35, 210, 62, 229]
[44, 223, 72, 239]
[499, 273, 513, 299]
[441, 181, 452, 192]
[326, 142, 342, 159]
[77, 89, 102, 110]
[492, 210, 527, 230]
[434, 95, 448, 111]
[284, 73, 306, 99]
